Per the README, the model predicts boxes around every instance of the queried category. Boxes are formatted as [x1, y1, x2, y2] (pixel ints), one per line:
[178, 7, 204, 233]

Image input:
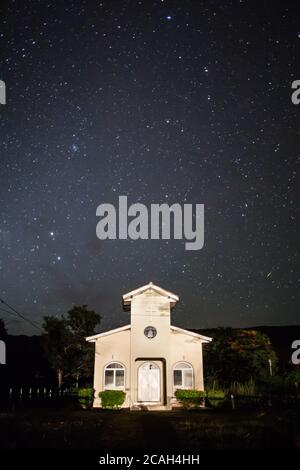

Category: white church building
[86, 282, 212, 410]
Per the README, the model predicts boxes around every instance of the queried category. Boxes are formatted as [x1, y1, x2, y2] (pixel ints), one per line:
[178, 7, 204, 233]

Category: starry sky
[0, 0, 299, 335]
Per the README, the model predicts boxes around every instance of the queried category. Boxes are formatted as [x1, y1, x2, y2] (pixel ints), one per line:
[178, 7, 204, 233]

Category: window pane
[184, 370, 193, 388]
[174, 370, 182, 386]
[116, 370, 124, 387]
[105, 370, 114, 385]
[107, 362, 123, 369]
[175, 362, 192, 370]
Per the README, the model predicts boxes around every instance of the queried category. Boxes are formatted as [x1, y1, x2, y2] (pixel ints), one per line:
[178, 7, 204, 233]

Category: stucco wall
[129, 290, 171, 405]
[91, 286, 208, 409]
[169, 329, 204, 393]
[93, 329, 130, 407]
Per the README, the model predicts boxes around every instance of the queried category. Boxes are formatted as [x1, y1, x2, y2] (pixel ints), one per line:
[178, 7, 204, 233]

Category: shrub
[205, 377, 221, 391]
[206, 390, 226, 408]
[230, 379, 257, 396]
[285, 370, 300, 392]
[99, 390, 126, 409]
[175, 389, 206, 409]
[78, 387, 94, 408]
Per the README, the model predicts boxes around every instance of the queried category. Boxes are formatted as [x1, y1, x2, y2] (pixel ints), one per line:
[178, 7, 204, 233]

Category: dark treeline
[0, 304, 101, 391]
[197, 325, 300, 372]
[0, 335, 55, 388]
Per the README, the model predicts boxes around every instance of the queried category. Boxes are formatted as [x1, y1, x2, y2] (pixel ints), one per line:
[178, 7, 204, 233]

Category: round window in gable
[144, 326, 157, 339]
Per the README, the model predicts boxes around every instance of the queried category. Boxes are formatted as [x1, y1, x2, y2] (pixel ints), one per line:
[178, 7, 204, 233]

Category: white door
[138, 362, 160, 402]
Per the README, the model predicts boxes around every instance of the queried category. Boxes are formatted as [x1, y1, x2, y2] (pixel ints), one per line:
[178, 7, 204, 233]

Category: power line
[0, 306, 27, 326]
[0, 305, 17, 317]
[0, 297, 43, 332]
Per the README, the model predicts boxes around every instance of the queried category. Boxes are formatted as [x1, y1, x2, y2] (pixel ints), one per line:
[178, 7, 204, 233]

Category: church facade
[86, 282, 212, 410]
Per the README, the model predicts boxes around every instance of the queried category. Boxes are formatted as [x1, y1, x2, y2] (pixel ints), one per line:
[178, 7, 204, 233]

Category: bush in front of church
[175, 389, 206, 409]
[78, 387, 95, 409]
[206, 389, 226, 408]
[99, 390, 126, 409]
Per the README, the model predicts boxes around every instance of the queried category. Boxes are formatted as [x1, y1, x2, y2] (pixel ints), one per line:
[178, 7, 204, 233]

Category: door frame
[137, 361, 160, 402]
[135, 357, 167, 405]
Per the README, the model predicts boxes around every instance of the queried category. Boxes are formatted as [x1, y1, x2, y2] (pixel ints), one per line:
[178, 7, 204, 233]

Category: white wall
[93, 329, 130, 407]
[129, 289, 171, 405]
[92, 286, 207, 409]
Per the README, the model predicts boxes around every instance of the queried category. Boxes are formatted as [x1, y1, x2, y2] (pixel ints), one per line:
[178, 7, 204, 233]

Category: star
[0, 0, 298, 335]
[70, 143, 79, 153]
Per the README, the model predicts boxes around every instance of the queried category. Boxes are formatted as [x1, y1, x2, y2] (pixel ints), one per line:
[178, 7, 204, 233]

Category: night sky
[0, 0, 299, 335]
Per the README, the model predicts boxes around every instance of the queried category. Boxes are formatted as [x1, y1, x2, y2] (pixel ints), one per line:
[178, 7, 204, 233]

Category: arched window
[173, 362, 193, 390]
[104, 362, 125, 390]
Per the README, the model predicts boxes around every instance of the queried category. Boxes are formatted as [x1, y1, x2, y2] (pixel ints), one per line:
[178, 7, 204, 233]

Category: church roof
[86, 324, 212, 343]
[86, 324, 131, 342]
[122, 281, 179, 310]
[170, 325, 212, 343]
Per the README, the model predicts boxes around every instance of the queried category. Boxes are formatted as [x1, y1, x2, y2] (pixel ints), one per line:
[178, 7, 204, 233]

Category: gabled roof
[170, 325, 212, 343]
[122, 281, 179, 310]
[86, 324, 131, 342]
[86, 324, 212, 343]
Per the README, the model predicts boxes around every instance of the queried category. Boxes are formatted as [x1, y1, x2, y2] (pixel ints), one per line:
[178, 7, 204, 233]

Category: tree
[42, 316, 70, 389]
[43, 305, 101, 388]
[204, 328, 278, 387]
[65, 305, 101, 387]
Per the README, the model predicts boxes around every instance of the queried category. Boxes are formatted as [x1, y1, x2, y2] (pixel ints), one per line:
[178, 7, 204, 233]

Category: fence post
[231, 394, 235, 410]
[8, 388, 14, 411]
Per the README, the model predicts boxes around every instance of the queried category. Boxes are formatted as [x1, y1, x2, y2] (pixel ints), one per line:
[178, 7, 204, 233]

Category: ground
[0, 407, 299, 450]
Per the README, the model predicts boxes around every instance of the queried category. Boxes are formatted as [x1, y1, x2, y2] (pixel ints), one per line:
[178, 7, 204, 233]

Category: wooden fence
[1, 387, 300, 410]
[0, 386, 76, 409]
[211, 393, 300, 410]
